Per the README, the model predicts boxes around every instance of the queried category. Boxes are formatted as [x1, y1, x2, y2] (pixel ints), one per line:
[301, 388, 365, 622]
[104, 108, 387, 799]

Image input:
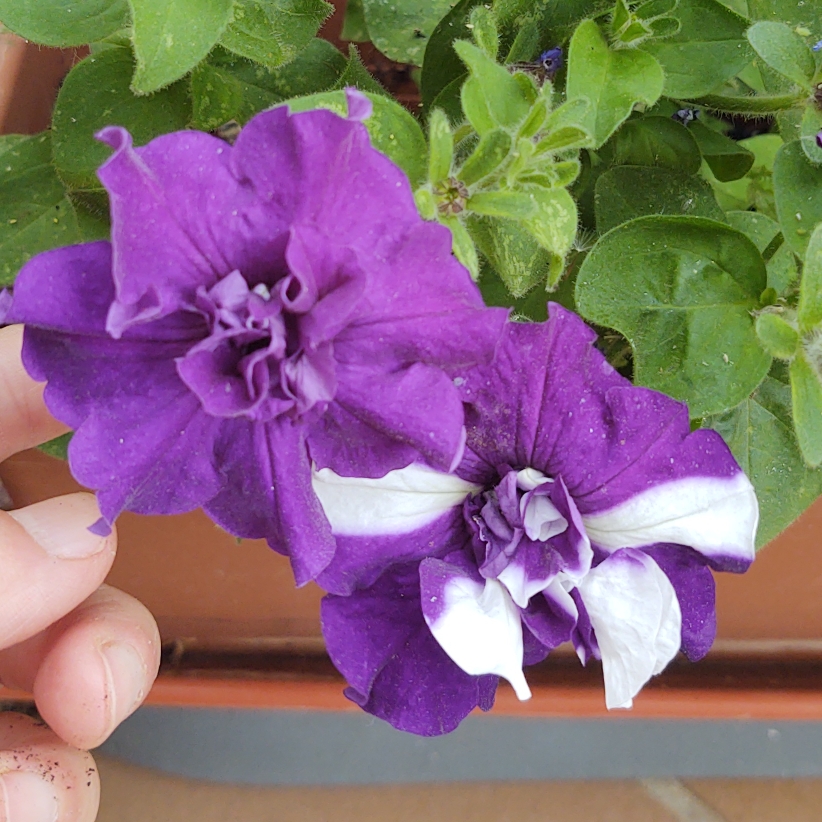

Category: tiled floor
[95, 755, 822, 822]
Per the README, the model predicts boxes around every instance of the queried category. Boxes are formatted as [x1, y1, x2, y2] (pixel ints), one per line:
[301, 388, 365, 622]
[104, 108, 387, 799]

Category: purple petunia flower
[5, 91, 507, 583]
[313, 305, 758, 735]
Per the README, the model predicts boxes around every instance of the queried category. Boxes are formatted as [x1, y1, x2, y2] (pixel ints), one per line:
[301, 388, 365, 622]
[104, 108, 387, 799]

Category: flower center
[466, 467, 569, 582]
[176, 269, 337, 421]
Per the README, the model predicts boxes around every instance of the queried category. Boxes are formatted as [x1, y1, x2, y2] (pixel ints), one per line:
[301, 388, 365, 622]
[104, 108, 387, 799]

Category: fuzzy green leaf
[0, 0, 128, 46]
[595, 166, 724, 234]
[791, 352, 822, 467]
[220, 0, 332, 69]
[576, 215, 771, 416]
[704, 373, 822, 548]
[747, 21, 815, 89]
[773, 140, 822, 257]
[129, 0, 234, 93]
[640, 0, 753, 99]
[361, 0, 454, 64]
[566, 20, 664, 148]
[0, 134, 105, 286]
[755, 313, 800, 359]
[689, 121, 754, 182]
[52, 48, 192, 192]
[797, 223, 822, 333]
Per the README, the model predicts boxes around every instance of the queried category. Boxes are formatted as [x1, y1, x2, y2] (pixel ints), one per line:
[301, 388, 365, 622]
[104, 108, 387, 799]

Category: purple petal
[233, 106, 418, 262]
[569, 588, 600, 665]
[545, 476, 592, 582]
[345, 87, 373, 122]
[519, 578, 578, 652]
[97, 127, 286, 336]
[645, 544, 716, 661]
[316, 507, 469, 596]
[419, 554, 531, 699]
[321, 562, 497, 736]
[337, 222, 508, 369]
[203, 418, 335, 585]
[314, 362, 467, 475]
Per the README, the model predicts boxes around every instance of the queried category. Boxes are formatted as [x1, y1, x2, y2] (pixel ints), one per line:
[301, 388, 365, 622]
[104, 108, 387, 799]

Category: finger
[0, 586, 161, 750]
[0, 712, 100, 822]
[0, 325, 68, 463]
[0, 494, 116, 649]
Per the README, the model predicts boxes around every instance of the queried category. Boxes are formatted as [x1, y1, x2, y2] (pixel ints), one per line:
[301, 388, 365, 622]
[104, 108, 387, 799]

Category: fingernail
[0, 770, 58, 822]
[100, 641, 146, 735]
[9, 496, 109, 560]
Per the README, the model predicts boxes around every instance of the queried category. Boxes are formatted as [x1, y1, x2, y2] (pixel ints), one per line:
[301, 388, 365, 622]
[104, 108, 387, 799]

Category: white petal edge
[581, 474, 758, 563]
[425, 575, 532, 701]
[497, 559, 555, 610]
[577, 550, 681, 710]
[311, 463, 480, 536]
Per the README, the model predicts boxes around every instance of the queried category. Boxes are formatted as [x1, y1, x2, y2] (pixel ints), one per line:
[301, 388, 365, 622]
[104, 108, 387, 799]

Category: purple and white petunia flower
[315, 304, 758, 735]
[4, 91, 507, 583]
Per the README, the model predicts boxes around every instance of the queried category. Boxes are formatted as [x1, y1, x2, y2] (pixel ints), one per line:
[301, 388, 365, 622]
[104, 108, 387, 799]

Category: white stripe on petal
[582, 474, 758, 563]
[578, 550, 681, 709]
[425, 575, 531, 700]
[312, 463, 480, 536]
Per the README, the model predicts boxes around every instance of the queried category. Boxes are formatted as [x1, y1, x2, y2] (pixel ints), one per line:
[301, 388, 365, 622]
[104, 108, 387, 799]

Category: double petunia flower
[4, 93, 758, 735]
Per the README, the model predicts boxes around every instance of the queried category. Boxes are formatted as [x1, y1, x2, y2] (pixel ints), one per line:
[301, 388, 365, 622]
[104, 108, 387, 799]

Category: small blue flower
[539, 47, 563, 78]
[812, 39, 822, 52]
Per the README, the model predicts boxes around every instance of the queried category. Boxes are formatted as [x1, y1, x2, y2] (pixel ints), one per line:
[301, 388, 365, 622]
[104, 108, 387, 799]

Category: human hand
[0, 324, 161, 822]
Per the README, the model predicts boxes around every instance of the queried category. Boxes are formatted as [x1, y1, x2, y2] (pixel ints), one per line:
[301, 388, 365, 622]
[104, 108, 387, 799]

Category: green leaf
[800, 105, 822, 166]
[469, 5, 499, 59]
[334, 45, 386, 96]
[52, 48, 192, 192]
[533, 126, 591, 154]
[611, 116, 702, 174]
[38, 432, 73, 461]
[468, 215, 553, 297]
[747, 21, 815, 89]
[468, 191, 536, 219]
[566, 20, 664, 148]
[443, 216, 480, 279]
[693, 90, 807, 114]
[724, 209, 798, 294]
[454, 40, 532, 132]
[458, 129, 512, 186]
[797, 223, 822, 333]
[284, 91, 428, 188]
[0, 134, 102, 286]
[521, 188, 578, 257]
[190, 41, 346, 131]
[755, 312, 799, 359]
[0, 0, 129, 46]
[419, 0, 481, 110]
[129, 0, 235, 93]
[576, 215, 771, 416]
[428, 109, 454, 183]
[747, 0, 822, 33]
[361, 0, 455, 64]
[773, 140, 822, 257]
[704, 374, 822, 548]
[527, 0, 608, 45]
[791, 351, 822, 467]
[689, 120, 754, 181]
[595, 165, 724, 234]
[640, 0, 753, 99]
[220, 0, 332, 68]
[341, 0, 370, 41]
[705, 133, 782, 217]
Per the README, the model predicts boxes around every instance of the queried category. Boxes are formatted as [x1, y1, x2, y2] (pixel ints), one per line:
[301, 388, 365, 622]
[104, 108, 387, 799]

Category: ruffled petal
[97, 127, 287, 335]
[318, 362, 468, 475]
[204, 418, 335, 585]
[321, 562, 497, 736]
[577, 549, 681, 709]
[519, 578, 578, 652]
[645, 545, 716, 661]
[420, 556, 531, 700]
